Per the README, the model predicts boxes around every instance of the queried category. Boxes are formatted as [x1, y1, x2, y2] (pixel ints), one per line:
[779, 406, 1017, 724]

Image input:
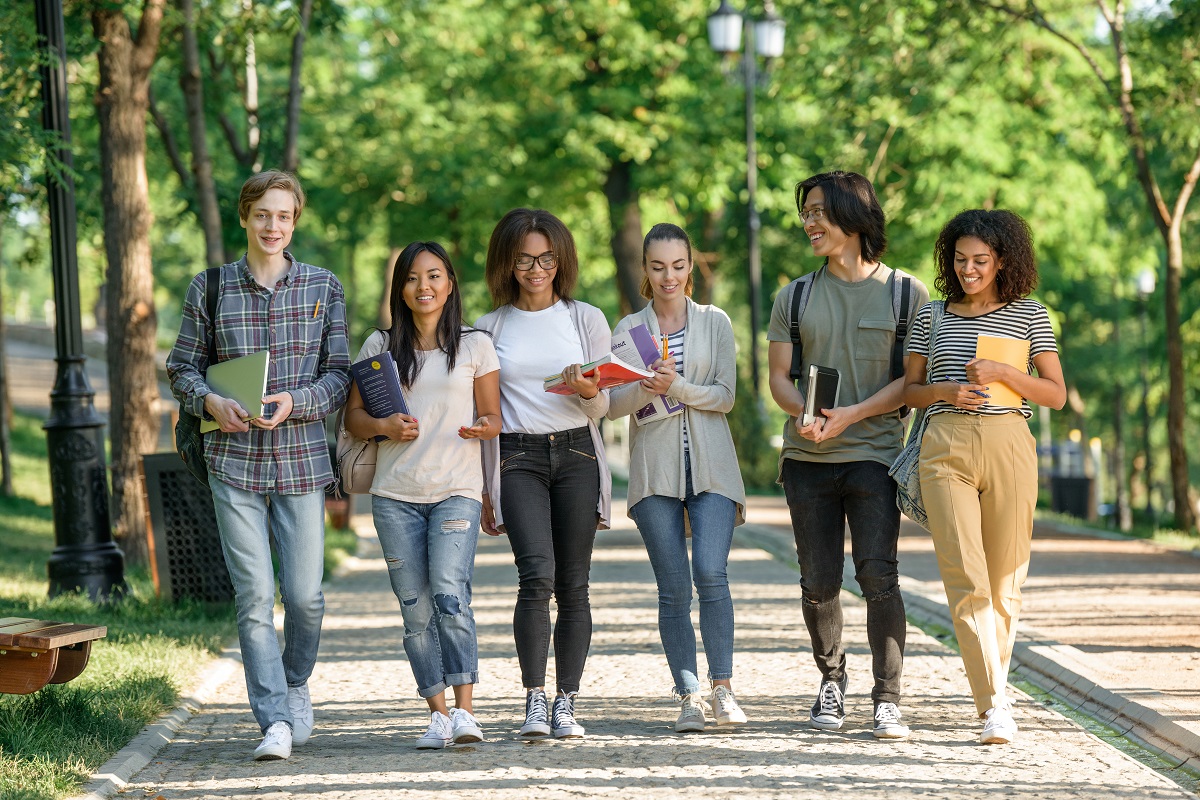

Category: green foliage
[2, 0, 1198, 498]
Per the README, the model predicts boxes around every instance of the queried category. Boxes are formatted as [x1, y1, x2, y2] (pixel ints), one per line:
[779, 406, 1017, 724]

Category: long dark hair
[933, 209, 1038, 303]
[484, 208, 579, 308]
[385, 241, 466, 388]
[795, 170, 888, 263]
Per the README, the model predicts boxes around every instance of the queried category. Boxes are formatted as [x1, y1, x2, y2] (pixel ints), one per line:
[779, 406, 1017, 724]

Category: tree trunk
[0, 214, 13, 497]
[178, 0, 224, 267]
[344, 239, 358, 339]
[1164, 222, 1197, 531]
[1112, 382, 1132, 532]
[93, 0, 165, 567]
[243, 0, 261, 173]
[282, 0, 314, 172]
[696, 204, 726, 306]
[603, 159, 646, 317]
[378, 247, 401, 328]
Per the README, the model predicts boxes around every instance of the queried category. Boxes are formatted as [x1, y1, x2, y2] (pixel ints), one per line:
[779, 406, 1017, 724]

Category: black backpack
[176, 266, 222, 485]
[787, 265, 914, 416]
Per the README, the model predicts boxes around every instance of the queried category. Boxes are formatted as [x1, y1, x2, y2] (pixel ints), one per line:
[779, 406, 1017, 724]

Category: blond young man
[167, 171, 350, 760]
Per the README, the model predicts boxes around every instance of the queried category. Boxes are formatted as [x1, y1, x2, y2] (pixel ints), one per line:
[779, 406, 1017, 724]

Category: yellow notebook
[975, 335, 1030, 408]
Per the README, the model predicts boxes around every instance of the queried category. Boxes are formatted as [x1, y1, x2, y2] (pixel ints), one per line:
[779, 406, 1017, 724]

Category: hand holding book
[557, 363, 601, 399]
[640, 356, 677, 395]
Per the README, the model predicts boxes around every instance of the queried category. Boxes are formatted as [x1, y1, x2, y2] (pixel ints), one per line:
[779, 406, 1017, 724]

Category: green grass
[0, 412, 356, 800]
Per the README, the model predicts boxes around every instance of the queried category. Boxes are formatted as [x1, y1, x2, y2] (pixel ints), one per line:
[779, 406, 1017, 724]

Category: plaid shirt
[167, 253, 351, 494]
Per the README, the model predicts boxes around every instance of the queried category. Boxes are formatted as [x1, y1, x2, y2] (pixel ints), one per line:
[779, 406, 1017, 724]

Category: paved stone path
[123, 517, 1191, 799]
[743, 495, 1200, 748]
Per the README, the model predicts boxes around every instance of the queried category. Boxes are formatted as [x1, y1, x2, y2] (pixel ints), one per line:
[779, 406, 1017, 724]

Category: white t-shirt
[354, 329, 499, 503]
[493, 300, 590, 434]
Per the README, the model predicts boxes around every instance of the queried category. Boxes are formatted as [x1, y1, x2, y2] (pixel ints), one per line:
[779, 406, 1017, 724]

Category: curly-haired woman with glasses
[902, 209, 1065, 745]
[475, 208, 613, 740]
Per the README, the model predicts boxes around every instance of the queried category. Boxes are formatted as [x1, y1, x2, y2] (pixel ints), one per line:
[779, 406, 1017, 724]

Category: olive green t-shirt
[766, 264, 929, 472]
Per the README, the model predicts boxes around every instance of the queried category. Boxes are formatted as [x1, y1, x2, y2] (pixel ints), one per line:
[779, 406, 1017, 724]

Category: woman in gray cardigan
[607, 223, 747, 733]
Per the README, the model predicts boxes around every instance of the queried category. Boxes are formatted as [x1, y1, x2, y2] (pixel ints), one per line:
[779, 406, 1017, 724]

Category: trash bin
[1050, 475, 1093, 520]
[140, 452, 234, 603]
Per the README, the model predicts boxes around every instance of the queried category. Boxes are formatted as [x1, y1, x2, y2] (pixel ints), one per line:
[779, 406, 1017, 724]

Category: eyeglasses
[799, 207, 827, 224]
[514, 252, 558, 271]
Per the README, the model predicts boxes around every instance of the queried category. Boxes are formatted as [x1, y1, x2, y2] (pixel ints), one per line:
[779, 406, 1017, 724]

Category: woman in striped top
[607, 223, 747, 733]
[902, 209, 1065, 745]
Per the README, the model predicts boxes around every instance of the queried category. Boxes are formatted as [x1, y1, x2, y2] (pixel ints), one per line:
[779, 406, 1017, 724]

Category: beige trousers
[919, 412, 1038, 716]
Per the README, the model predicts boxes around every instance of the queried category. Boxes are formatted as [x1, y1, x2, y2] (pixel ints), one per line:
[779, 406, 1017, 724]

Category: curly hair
[933, 209, 1038, 303]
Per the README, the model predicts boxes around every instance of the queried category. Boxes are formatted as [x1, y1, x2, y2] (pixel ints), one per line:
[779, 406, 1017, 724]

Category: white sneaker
[449, 707, 484, 744]
[709, 685, 748, 725]
[253, 721, 292, 761]
[287, 684, 313, 745]
[872, 702, 911, 740]
[980, 703, 1017, 744]
[416, 711, 453, 750]
[675, 692, 706, 733]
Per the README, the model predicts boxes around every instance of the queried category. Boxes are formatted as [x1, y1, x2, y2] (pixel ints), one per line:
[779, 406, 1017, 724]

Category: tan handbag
[335, 330, 388, 495]
[334, 404, 377, 494]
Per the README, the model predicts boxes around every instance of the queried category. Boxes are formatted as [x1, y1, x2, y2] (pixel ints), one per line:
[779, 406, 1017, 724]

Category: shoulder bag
[888, 300, 945, 530]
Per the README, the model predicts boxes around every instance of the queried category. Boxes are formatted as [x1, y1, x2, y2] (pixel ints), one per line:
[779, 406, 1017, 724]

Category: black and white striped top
[665, 327, 689, 452]
[907, 299, 1058, 419]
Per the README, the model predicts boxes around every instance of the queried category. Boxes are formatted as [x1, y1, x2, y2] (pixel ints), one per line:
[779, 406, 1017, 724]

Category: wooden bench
[0, 617, 107, 694]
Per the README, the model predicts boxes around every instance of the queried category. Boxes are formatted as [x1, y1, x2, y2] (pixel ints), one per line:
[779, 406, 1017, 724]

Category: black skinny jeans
[782, 458, 906, 705]
[499, 426, 600, 694]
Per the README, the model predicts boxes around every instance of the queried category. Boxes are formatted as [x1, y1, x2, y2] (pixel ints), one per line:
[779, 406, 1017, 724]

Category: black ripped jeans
[782, 458, 906, 705]
[499, 426, 600, 695]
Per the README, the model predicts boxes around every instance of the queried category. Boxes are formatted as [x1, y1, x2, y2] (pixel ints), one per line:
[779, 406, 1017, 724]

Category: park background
[0, 1, 1198, 795]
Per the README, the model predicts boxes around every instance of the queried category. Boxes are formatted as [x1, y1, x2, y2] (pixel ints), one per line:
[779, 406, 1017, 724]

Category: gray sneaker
[675, 692, 706, 733]
[872, 702, 911, 740]
[551, 692, 585, 738]
[287, 684, 313, 745]
[520, 688, 551, 737]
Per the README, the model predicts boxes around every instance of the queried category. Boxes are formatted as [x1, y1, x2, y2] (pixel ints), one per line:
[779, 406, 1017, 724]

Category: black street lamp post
[35, 0, 126, 600]
[707, 1, 785, 399]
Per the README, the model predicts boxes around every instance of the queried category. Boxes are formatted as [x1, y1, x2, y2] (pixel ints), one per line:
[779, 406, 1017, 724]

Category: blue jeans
[781, 458, 905, 705]
[372, 495, 482, 698]
[499, 427, 600, 694]
[209, 478, 326, 734]
[630, 468, 737, 695]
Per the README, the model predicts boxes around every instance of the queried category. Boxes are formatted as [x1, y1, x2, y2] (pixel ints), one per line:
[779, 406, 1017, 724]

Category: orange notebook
[975, 335, 1031, 407]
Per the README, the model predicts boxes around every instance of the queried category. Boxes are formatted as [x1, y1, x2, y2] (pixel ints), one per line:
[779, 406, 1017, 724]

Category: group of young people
[166, 168, 1065, 762]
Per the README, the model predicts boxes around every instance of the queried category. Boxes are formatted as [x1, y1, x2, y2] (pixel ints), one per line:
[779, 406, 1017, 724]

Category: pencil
[312, 300, 320, 318]
[661, 334, 669, 360]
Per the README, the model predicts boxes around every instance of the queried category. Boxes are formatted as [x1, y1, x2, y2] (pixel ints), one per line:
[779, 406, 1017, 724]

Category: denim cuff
[443, 671, 478, 688]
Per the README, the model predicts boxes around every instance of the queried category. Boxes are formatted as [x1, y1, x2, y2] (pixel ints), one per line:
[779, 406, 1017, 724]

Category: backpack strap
[787, 269, 819, 384]
[926, 300, 945, 384]
[890, 271, 912, 382]
[203, 266, 221, 367]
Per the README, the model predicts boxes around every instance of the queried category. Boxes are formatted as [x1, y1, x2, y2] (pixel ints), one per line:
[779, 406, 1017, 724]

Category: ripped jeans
[782, 458, 906, 705]
[372, 494, 482, 698]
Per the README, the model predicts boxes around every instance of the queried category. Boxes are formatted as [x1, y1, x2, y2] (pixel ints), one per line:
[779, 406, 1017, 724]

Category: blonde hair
[238, 170, 306, 222]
